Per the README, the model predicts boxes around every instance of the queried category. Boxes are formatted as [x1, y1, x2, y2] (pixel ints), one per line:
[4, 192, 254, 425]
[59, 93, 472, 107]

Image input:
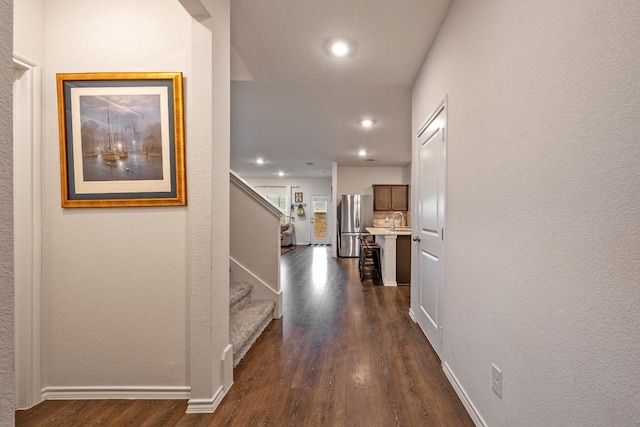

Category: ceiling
[230, 0, 452, 178]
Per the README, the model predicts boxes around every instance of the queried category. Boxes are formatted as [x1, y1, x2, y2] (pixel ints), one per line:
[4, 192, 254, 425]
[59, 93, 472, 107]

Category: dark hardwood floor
[16, 245, 473, 426]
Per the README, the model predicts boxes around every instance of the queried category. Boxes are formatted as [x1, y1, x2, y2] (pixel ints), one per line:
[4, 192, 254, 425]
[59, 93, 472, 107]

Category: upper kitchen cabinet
[373, 185, 409, 211]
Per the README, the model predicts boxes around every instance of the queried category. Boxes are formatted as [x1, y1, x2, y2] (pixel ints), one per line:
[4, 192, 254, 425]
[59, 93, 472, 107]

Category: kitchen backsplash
[372, 211, 411, 228]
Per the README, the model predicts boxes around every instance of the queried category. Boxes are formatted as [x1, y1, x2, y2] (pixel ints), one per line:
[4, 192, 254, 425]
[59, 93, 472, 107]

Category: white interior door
[310, 195, 331, 245]
[416, 105, 446, 359]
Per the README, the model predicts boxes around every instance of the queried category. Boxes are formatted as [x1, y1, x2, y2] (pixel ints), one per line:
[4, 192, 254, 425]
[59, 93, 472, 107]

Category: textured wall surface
[12, 0, 233, 406]
[412, 1, 640, 425]
[0, 0, 14, 423]
[13, 0, 45, 61]
[186, 0, 231, 404]
[42, 0, 192, 390]
[208, 0, 231, 402]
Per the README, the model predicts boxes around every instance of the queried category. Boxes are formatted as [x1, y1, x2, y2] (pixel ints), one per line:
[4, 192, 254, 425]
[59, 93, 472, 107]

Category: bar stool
[359, 234, 382, 283]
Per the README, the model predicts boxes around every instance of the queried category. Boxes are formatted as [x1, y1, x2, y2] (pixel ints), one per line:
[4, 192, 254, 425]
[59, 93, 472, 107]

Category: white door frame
[13, 55, 43, 409]
[309, 194, 332, 245]
[410, 96, 447, 359]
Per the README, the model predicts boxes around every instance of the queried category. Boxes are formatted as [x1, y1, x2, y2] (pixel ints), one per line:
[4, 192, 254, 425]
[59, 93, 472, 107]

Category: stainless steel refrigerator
[337, 194, 373, 257]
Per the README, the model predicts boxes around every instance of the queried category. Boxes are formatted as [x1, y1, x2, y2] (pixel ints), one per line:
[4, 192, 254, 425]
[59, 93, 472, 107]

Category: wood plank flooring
[16, 245, 473, 426]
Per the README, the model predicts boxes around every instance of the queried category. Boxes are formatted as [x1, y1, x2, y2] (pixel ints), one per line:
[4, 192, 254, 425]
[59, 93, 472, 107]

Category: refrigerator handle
[355, 201, 360, 231]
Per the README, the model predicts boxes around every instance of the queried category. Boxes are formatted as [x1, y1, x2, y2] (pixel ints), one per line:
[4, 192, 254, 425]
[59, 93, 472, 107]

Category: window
[254, 185, 289, 224]
[268, 195, 289, 224]
[313, 200, 328, 238]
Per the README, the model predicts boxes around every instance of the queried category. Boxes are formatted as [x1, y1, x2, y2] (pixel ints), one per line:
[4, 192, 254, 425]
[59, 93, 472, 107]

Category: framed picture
[56, 72, 186, 207]
[294, 192, 303, 203]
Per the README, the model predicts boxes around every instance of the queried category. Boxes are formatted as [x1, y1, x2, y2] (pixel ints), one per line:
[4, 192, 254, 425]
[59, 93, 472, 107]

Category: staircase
[229, 171, 282, 367]
[229, 282, 275, 367]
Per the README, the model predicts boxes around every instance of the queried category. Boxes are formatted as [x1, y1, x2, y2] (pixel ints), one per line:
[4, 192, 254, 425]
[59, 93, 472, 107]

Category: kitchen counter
[365, 227, 412, 286]
[365, 227, 412, 236]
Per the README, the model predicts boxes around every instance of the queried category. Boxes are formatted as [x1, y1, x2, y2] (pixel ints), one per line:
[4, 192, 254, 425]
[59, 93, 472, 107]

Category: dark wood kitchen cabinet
[373, 185, 409, 211]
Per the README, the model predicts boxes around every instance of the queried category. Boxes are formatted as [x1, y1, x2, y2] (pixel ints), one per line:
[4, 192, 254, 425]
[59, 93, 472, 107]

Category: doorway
[309, 194, 331, 245]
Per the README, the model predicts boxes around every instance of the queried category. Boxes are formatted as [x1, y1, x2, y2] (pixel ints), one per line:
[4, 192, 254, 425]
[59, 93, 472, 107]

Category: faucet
[391, 211, 405, 231]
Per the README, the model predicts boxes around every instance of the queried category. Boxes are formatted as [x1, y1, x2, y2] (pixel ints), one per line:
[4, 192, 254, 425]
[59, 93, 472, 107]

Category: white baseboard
[41, 386, 190, 400]
[221, 343, 234, 393]
[408, 308, 416, 322]
[186, 385, 224, 414]
[442, 362, 487, 427]
[186, 344, 234, 414]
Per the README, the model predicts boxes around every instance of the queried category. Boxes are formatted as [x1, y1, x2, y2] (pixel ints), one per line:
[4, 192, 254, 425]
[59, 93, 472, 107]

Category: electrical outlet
[385, 216, 392, 221]
[492, 364, 502, 398]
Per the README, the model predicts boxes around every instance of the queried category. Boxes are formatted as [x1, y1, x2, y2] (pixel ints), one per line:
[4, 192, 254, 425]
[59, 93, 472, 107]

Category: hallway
[17, 246, 472, 426]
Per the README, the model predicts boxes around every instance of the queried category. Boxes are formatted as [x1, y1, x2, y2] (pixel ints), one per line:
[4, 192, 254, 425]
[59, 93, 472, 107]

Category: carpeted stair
[230, 282, 275, 367]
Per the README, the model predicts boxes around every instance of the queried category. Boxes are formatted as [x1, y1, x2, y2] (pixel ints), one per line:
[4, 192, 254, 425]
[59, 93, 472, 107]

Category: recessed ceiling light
[360, 119, 374, 128]
[330, 40, 350, 57]
[358, 149, 367, 157]
[256, 158, 264, 165]
[278, 171, 285, 177]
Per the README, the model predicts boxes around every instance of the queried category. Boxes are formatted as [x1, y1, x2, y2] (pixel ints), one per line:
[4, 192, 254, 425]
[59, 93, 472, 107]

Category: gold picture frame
[56, 72, 186, 207]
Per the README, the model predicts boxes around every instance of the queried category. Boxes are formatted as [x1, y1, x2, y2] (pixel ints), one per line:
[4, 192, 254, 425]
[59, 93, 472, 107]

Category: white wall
[337, 165, 409, 197]
[13, 0, 45, 62]
[402, 164, 412, 204]
[32, 0, 231, 404]
[0, 0, 14, 422]
[247, 177, 331, 245]
[402, 164, 411, 189]
[412, 1, 640, 425]
[331, 162, 338, 257]
[185, 0, 231, 409]
[230, 178, 280, 300]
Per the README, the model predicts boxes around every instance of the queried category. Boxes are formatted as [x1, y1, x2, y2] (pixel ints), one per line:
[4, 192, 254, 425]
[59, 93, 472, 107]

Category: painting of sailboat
[56, 71, 185, 207]
[101, 101, 118, 161]
[79, 94, 164, 181]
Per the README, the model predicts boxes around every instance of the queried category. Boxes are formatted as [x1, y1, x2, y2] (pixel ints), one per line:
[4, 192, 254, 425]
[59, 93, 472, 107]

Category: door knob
[413, 236, 421, 242]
